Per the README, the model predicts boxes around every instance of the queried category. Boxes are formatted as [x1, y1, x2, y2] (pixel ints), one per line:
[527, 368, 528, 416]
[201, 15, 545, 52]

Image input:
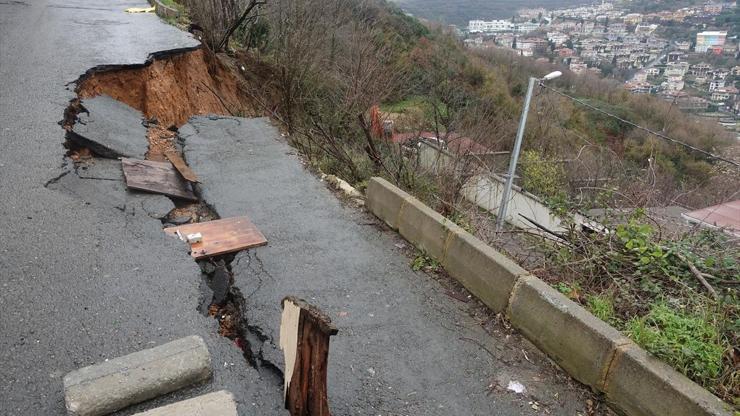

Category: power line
[539, 83, 740, 168]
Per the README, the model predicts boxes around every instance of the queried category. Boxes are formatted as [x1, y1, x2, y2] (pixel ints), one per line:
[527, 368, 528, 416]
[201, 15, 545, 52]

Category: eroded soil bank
[77, 48, 249, 127]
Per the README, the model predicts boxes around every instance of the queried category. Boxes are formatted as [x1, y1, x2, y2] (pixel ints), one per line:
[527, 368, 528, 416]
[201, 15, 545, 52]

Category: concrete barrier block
[604, 344, 733, 416]
[442, 231, 525, 313]
[508, 275, 631, 389]
[366, 177, 411, 230]
[132, 390, 238, 416]
[398, 198, 463, 261]
[64, 335, 212, 416]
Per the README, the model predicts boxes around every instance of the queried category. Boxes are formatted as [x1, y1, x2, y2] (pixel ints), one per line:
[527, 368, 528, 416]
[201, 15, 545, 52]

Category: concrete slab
[63, 336, 212, 416]
[132, 390, 237, 416]
[70, 95, 149, 159]
[48, 158, 174, 219]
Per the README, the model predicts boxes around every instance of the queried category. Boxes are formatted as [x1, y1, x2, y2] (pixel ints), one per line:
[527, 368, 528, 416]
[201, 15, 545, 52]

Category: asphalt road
[1, 1, 601, 415]
[0, 1, 284, 415]
[181, 116, 600, 415]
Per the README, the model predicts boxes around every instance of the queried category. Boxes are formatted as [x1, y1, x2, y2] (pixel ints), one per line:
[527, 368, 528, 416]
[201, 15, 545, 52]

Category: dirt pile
[78, 49, 247, 127]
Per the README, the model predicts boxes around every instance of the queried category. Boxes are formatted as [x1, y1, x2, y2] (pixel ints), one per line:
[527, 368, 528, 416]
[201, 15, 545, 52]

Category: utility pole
[496, 71, 561, 231]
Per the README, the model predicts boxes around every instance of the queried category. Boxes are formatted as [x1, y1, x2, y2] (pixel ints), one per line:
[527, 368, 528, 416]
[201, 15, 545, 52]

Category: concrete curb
[365, 177, 733, 416]
[132, 390, 237, 416]
[147, 0, 180, 19]
[63, 335, 212, 416]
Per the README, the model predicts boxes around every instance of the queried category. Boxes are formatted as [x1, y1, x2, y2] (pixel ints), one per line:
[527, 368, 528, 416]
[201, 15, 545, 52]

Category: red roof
[682, 200, 740, 236]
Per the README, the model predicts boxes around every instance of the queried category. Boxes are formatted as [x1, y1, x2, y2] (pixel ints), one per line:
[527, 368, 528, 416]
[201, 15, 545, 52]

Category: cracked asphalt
[181, 116, 602, 415]
[0, 1, 283, 414]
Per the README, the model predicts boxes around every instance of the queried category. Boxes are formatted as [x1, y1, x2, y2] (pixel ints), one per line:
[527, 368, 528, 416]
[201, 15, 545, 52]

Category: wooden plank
[163, 216, 267, 259]
[280, 297, 337, 416]
[121, 158, 197, 201]
[164, 150, 199, 183]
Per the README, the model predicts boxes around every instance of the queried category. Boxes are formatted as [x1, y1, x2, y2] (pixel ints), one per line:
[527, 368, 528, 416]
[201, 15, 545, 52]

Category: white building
[635, 23, 659, 35]
[547, 32, 569, 45]
[632, 71, 648, 82]
[623, 13, 643, 25]
[468, 20, 514, 33]
[515, 22, 540, 33]
[666, 76, 685, 91]
[696, 31, 727, 53]
[709, 79, 726, 91]
[675, 40, 691, 51]
[570, 62, 588, 74]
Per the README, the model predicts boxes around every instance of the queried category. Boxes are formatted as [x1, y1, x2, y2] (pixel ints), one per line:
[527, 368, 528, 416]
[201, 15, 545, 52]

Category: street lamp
[495, 71, 562, 231]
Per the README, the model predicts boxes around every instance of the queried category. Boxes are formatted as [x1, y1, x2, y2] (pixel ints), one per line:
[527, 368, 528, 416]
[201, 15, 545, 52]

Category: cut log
[280, 296, 338, 416]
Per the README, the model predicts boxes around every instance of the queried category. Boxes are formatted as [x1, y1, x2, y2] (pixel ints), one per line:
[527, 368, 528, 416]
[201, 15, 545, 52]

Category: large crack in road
[59, 46, 285, 379]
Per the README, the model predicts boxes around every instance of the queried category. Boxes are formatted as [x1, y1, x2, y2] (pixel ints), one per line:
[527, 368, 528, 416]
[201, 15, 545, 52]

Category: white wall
[418, 142, 598, 233]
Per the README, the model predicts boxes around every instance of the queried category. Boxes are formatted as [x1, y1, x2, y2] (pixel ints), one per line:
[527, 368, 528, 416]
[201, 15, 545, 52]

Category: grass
[380, 96, 427, 113]
[626, 303, 725, 388]
[411, 251, 440, 272]
[586, 294, 616, 325]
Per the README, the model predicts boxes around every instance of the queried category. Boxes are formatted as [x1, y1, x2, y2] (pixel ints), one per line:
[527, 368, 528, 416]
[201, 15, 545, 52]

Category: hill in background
[391, 0, 590, 26]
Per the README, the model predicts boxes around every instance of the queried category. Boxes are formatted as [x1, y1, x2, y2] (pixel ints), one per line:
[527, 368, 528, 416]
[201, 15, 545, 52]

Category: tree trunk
[280, 296, 338, 416]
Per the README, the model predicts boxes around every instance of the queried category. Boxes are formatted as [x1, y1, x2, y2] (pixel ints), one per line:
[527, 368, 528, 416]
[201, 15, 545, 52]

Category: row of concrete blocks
[366, 177, 733, 416]
[64, 336, 237, 416]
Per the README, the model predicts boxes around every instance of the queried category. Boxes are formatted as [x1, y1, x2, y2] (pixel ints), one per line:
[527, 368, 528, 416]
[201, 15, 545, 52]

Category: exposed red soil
[78, 49, 248, 127]
[146, 125, 177, 162]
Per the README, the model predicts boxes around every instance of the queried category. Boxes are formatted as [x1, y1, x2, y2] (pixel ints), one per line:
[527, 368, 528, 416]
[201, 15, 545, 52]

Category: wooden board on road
[164, 216, 267, 259]
[164, 150, 199, 183]
[121, 158, 197, 201]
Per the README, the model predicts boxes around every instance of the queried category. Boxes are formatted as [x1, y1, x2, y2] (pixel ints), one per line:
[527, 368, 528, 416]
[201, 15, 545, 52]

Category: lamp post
[496, 71, 562, 231]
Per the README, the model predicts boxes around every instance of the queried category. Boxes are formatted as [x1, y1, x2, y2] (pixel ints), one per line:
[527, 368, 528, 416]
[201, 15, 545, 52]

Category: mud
[146, 124, 177, 162]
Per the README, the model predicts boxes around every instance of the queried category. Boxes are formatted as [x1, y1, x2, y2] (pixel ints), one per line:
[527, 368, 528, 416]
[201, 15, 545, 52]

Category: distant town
[462, 1, 739, 137]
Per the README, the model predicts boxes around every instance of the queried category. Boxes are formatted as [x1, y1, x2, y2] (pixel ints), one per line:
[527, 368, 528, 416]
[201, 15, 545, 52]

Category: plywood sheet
[164, 150, 199, 183]
[121, 158, 197, 201]
[164, 216, 267, 259]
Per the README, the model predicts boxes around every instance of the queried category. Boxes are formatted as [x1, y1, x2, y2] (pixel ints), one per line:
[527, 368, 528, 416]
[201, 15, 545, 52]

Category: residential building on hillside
[703, 3, 725, 15]
[709, 79, 726, 91]
[711, 87, 738, 103]
[675, 40, 691, 51]
[515, 22, 540, 33]
[623, 13, 643, 24]
[468, 20, 513, 33]
[547, 31, 569, 45]
[635, 23, 658, 34]
[695, 31, 727, 52]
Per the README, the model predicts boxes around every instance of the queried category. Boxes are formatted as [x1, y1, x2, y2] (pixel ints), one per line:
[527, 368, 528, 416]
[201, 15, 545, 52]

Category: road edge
[366, 176, 734, 416]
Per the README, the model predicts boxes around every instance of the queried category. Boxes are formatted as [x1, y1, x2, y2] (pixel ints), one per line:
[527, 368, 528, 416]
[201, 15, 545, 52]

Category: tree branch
[217, 0, 266, 52]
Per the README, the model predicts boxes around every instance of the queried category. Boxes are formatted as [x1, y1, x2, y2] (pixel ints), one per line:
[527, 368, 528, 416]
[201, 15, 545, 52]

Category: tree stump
[280, 296, 338, 416]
